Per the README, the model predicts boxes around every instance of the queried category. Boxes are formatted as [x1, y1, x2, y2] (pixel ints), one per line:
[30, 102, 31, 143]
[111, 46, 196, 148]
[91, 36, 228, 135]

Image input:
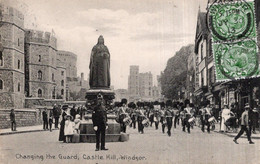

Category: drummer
[173, 103, 180, 128]
[183, 103, 192, 133]
[129, 103, 137, 129]
[118, 99, 128, 133]
[137, 103, 145, 134]
[160, 102, 166, 134]
[153, 101, 161, 130]
[165, 100, 174, 136]
[200, 104, 211, 133]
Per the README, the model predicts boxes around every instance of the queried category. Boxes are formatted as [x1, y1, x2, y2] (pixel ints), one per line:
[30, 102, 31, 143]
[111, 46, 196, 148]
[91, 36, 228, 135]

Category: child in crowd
[64, 115, 74, 143]
[74, 114, 81, 134]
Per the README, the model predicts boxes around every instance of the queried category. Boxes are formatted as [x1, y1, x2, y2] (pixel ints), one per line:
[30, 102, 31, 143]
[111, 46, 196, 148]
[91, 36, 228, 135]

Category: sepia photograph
[0, 0, 259, 163]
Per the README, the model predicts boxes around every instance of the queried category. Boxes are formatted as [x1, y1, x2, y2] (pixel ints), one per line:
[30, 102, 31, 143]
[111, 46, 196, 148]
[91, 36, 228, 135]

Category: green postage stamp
[209, 0, 259, 81]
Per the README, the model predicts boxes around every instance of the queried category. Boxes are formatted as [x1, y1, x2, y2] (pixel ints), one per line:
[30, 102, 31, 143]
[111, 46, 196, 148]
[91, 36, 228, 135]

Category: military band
[103, 98, 223, 139]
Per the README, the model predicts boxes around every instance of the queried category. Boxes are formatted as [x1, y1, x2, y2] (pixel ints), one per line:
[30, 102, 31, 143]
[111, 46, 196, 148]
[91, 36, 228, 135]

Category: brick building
[0, 4, 25, 108]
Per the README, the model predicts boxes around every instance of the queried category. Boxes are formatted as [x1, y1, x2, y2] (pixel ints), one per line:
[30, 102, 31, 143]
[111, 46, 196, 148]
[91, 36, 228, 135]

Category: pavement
[0, 125, 58, 135]
[0, 122, 260, 164]
[1, 121, 260, 139]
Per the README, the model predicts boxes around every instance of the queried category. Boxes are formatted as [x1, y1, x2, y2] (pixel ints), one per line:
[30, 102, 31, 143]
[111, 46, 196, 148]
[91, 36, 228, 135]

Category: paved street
[0, 124, 259, 164]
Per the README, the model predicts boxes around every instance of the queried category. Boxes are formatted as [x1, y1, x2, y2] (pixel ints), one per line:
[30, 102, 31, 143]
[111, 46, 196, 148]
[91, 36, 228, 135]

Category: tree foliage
[160, 44, 194, 99]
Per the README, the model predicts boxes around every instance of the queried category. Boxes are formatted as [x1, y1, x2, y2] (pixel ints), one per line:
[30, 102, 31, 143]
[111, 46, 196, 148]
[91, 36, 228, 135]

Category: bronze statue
[89, 36, 111, 89]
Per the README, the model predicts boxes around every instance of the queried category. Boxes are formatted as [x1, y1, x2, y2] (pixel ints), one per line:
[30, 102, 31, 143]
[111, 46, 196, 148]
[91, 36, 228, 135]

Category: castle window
[39, 55, 41, 62]
[52, 73, 55, 82]
[18, 83, 20, 92]
[0, 52, 3, 66]
[38, 71, 42, 80]
[61, 89, 64, 95]
[18, 60, 20, 69]
[61, 80, 64, 86]
[0, 79, 3, 90]
[18, 38, 20, 46]
[61, 71, 64, 76]
[38, 89, 42, 97]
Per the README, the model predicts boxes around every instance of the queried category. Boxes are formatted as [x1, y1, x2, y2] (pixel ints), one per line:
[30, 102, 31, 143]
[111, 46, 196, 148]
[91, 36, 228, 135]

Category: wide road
[0, 124, 259, 164]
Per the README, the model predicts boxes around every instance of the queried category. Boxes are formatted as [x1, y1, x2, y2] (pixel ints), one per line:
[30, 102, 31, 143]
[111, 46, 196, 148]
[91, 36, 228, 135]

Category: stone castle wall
[24, 29, 58, 99]
[0, 4, 25, 109]
[0, 109, 43, 129]
[57, 50, 77, 78]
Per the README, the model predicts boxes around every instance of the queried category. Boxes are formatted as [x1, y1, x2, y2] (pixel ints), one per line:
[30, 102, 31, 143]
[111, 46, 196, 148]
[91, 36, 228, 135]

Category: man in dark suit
[70, 104, 77, 121]
[92, 94, 108, 151]
[42, 108, 48, 130]
[10, 109, 16, 131]
[53, 104, 60, 129]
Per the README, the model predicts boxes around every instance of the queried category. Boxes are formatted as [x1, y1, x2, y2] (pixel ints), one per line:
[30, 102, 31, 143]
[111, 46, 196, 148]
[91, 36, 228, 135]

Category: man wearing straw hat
[92, 93, 108, 151]
[233, 103, 254, 144]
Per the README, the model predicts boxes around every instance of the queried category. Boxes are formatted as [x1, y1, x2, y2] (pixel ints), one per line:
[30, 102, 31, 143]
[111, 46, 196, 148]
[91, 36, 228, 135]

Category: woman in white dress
[220, 104, 231, 132]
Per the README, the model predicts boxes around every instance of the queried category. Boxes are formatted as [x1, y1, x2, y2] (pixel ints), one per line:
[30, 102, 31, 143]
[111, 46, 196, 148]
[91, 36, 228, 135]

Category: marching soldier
[160, 103, 166, 133]
[165, 100, 174, 136]
[118, 99, 128, 133]
[148, 106, 154, 127]
[137, 102, 145, 134]
[128, 102, 137, 129]
[173, 103, 180, 128]
[200, 104, 212, 133]
[153, 101, 161, 130]
[183, 103, 192, 133]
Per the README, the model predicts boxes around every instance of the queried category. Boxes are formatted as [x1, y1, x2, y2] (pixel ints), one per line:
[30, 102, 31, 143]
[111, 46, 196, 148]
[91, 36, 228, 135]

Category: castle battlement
[0, 3, 24, 28]
[57, 50, 77, 59]
[25, 29, 57, 49]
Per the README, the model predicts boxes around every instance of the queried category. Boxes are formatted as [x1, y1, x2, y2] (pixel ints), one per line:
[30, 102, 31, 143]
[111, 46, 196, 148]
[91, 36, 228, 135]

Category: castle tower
[0, 4, 25, 108]
[128, 65, 139, 97]
[24, 30, 57, 99]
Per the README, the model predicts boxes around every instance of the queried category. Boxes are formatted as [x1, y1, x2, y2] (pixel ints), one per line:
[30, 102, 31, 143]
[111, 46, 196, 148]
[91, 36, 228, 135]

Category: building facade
[57, 50, 77, 79]
[139, 72, 153, 100]
[57, 50, 89, 101]
[114, 89, 129, 102]
[128, 65, 140, 101]
[185, 52, 196, 103]
[0, 3, 89, 108]
[0, 4, 25, 108]
[193, 0, 260, 114]
[56, 54, 66, 100]
[24, 30, 57, 99]
[128, 65, 162, 101]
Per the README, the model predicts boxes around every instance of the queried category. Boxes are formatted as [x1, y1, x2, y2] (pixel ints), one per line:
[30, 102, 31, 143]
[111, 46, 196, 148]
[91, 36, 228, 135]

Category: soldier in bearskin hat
[153, 101, 161, 130]
[173, 102, 180, 128]
[128, 102, 137, 129]
[160, 102, 166, 133]
[182, 103, 193, 133]
[137, 102, 145, 134]
[118, 98, 129, 133]
[165, 100, 174, 136]
[147, 103, 154, 127]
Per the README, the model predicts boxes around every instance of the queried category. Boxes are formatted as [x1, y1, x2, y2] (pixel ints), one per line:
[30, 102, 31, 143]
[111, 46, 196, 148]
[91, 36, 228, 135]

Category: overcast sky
[4, 0, 207, 89]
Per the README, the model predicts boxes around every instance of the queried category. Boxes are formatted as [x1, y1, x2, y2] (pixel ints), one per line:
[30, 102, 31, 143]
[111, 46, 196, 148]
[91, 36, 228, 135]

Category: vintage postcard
[0, 0, 259, 164]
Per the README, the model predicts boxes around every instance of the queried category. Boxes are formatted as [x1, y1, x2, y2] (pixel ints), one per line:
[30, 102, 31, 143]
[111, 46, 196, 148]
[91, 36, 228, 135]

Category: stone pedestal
[81, 89, 128, 143]
[79, 114, 121, 143]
